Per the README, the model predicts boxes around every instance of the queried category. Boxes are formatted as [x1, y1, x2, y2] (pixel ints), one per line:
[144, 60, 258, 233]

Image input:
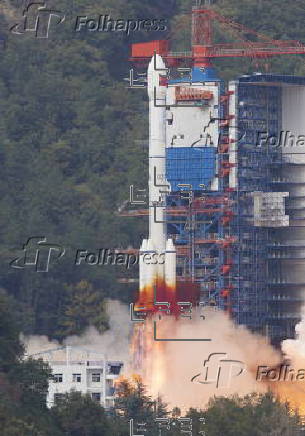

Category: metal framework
[163, 81, 237, 314]
[122, 75, 305, 342]
[233, 76, 305, 342]
[126, 2, 305, 342]
[130, 3, 305, 67]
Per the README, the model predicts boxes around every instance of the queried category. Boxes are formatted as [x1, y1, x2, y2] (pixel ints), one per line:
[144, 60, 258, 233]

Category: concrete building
[28, 345, 123, 408]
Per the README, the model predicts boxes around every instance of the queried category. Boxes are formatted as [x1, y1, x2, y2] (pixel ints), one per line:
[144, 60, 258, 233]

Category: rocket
[137, 54, 177, 312]
[147, 54, 167, 256]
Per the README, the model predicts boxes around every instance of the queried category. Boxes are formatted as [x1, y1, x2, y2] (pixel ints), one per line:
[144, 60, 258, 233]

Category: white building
[28, 345, 124, 409]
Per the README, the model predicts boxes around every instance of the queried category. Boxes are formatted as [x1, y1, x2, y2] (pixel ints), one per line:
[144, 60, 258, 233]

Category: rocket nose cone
[140, 239, 148, 251]
[166, 238, 176, 251]
[147, 54, 167, 98]
[148, 54, 166, 73]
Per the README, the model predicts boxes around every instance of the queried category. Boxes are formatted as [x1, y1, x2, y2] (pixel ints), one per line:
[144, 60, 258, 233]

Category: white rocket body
[138, 54, 177, 302]
[165, 238, 176, 291]
[147, 54, 167, 253]
[139, 239, 148, 292]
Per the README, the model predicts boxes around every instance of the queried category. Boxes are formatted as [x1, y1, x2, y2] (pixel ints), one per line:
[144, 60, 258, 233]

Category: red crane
[130, 0, 305, 68]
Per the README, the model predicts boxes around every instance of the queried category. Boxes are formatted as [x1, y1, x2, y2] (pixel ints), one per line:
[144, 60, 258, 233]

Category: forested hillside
[0, 0, 304, 340]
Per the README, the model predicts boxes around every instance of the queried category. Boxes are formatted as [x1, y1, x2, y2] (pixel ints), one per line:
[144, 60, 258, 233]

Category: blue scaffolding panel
[166, 147, 216, 191]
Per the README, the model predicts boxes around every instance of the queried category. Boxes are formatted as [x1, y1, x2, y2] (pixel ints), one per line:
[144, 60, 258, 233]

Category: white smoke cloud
[142, 308, 282, 410]
[21, 299, 132, 367]
[23, 300, 298, 411]
[282, 306, 305, 363]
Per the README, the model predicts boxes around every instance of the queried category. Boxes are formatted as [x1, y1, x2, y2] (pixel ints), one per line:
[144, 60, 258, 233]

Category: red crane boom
[130, 2, 305, 67]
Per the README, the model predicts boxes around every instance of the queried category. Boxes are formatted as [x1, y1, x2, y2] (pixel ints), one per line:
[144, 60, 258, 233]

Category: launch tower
[128, 1, 305, 344]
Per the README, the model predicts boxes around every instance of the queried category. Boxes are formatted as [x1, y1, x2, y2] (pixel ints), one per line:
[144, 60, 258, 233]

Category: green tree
[58, 280, 109, 337]
[0, 293, 62, 436]
[115, 375, 156, 422]
[51, 391, 110, 436]
[203, 392, 302, 436]
[13, 358, 51, 413]
[0, 292, 24, 372]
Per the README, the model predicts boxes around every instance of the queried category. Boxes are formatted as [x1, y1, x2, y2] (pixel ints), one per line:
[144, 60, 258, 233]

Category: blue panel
[166, 147, 216, 191]
[169, 67, 221, 84]
[238, 73, 305, 86]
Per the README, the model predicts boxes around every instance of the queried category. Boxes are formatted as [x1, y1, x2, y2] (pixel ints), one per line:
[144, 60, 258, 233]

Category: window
[53, 374, 63, 383]
[108, 364, 122, 375]
[105, 399, 113, 409]
[92, 373, 101, 382]
[72, 373, 81, 383]
[91, 392, 101, 402]
[54, 393, 65, 403]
